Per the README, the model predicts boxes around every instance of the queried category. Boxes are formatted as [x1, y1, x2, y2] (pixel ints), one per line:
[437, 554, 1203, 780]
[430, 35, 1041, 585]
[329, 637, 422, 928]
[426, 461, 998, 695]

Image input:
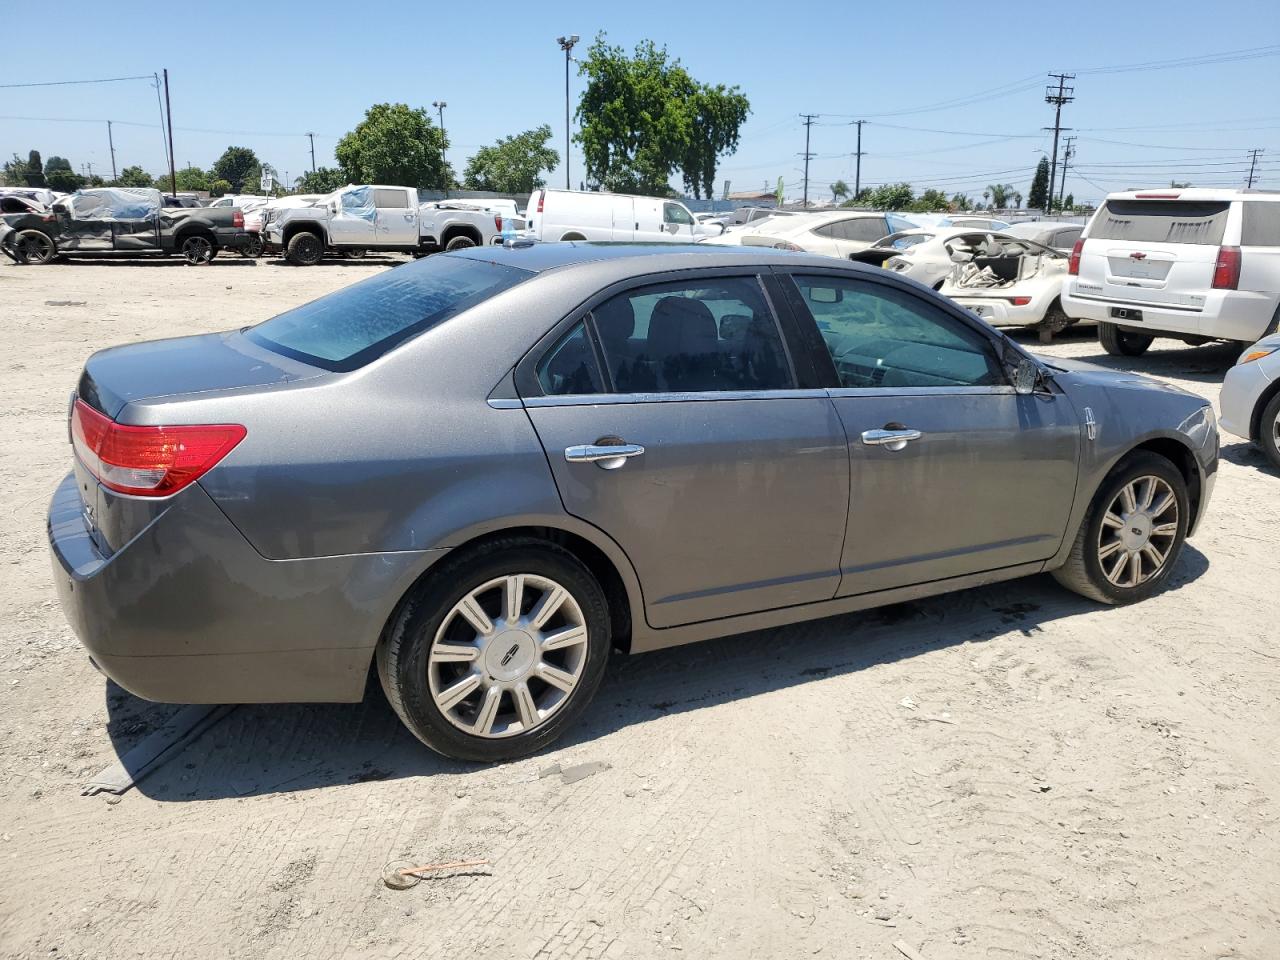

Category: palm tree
[1011, 191, 1023, 209]
[987, 183, 1009, 209]
[981, 189, 991, 209]
[831, 179, 850, 204]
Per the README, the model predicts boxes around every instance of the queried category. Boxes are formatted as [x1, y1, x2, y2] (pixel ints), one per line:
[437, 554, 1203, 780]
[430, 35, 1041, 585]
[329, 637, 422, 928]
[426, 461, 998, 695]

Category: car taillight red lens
[1212, 245, 1241, 290]
[70, 399, 246, 497]
[1068, 238, 1084, 275]
[1008, 296, 1032, 306]
[495, 215, 503, 231]
[536, 191, 545, 214]
[232, 210, 244, 227]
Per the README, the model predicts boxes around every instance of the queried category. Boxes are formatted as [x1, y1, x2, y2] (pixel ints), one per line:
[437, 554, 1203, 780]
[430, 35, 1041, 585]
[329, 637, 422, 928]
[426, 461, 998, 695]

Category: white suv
[1062, 189, 1280, 356]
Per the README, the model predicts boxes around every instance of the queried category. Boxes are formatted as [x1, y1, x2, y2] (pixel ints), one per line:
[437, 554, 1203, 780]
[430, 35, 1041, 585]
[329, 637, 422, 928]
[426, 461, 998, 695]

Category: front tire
[285, 230, 324, 266]
[1099, 321, 1153, 357]
[1052, 451, 1189, 605]
[1258, 391, 1280, 470]
[378, 538, 611, 762]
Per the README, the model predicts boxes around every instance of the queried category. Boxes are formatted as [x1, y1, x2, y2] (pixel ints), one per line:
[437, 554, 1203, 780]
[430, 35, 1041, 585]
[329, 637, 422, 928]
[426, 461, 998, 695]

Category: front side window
[663, 203, 694, 226]
[249, 256, 531, 370]
[791, 274, 1005, 389]
[590, 276, 793, 394]
[536, 321, 604, 396]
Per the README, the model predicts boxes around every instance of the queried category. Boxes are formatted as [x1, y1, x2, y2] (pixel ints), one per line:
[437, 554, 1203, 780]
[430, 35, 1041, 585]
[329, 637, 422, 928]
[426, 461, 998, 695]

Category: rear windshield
[1090, 199, 1229, 245]
[248, 256, 531, 371]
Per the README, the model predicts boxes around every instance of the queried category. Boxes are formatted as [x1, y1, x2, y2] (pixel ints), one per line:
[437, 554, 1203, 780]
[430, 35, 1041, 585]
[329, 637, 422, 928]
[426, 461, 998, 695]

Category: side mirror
[1012, 356, 1040, 395]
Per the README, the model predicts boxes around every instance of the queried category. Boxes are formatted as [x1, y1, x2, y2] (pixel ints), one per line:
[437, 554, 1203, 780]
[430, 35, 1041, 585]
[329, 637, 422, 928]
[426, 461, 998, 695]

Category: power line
[1076, 44, 1280, 76]
[0, 74, 154, 89]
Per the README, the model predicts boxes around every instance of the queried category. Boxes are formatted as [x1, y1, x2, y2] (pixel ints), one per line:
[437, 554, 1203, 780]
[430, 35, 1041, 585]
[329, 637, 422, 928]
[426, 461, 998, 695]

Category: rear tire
[1099, 321, 1153, 357]
[444, 235, 476, 251]
[285, 230, 324, 266]
[13, 229, 56, 264]
[1259, 391, 1280, 470]
[240, 235, 264, 258]
[180, 233, 216, 265]
[1052, 451, 1189, 605]
[344, 247, 368, 259]
[1036, 298, 1072, 343]
[377, 537, 611, 762]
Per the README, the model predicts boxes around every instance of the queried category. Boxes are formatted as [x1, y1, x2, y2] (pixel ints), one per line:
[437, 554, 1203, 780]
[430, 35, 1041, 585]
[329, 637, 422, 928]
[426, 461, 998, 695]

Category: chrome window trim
[486, 397, 525, 409]
[825, 385, 1016, 399]
[524, 388, 831, 408]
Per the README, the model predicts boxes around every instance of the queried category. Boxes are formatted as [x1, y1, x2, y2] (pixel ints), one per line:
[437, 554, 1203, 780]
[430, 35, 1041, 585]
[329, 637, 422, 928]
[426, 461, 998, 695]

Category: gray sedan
[49, 244, 1219, 761]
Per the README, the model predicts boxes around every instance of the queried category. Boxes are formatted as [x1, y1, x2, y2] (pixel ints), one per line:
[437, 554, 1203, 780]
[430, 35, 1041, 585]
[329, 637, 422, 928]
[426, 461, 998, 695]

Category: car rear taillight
[535, 191, 545, 214]
[70, 399, 245, 498]
[495, 215, 503, 232]
[1212, 246, 1241, 290]
[232, 210, 244, 228]
[1068, 238, 1084, 275]
[1008, 296, 1032, 306]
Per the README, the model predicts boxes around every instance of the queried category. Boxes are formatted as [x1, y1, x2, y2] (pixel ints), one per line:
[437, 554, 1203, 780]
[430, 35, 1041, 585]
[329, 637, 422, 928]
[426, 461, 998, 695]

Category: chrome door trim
[861, 428, 923, 447]
[525, 388, 831, 408]
[826, 385, 1017, 399]
[486, 397, 525, 410]
[564, 443, 646, 466]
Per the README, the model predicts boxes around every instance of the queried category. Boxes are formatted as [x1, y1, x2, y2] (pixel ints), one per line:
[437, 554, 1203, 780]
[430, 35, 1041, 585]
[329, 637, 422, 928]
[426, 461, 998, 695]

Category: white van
[1062, 189, 1280, 355]
[525, 188, 722, 243]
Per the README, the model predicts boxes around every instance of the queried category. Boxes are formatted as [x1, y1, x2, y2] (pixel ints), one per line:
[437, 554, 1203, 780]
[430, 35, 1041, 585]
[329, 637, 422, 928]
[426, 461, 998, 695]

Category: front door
[780, 269, 1080, 595]
[329, 186, 377, 247]
[373, 187, 418, 246]
[519, 271, 850, 628]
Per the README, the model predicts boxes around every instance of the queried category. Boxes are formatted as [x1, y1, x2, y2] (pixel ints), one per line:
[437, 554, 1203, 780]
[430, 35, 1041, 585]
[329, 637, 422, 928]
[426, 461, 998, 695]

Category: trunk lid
[78, 330, 324, 419]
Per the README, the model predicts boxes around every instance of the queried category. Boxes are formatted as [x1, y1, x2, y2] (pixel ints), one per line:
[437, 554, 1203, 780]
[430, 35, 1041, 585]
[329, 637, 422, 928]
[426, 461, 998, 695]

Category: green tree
[295, 167, 347, 193]
[1028, 157, 1051, 211]
[46, 168, 84, 193]
[464, 124, 560, 194]
[209, 178, 232, 197]
[3, 154, 28, 186]
[115, 166, 154, 188]
[830, 179, 850, 203]
[986, 183, 1015, 209]
[45, 156, 73, 174]
[25, 150, 46, 187]
[212, 146, 262, 193]
[174, 165, 209, 192]
[335, 103, 451, 190]
[576, 34, 750, 197]
[950, 192, 972, 211]
[1063, 192, 1074, 209]
[855, 182, 914, 211]
[909, 188, 949, 212]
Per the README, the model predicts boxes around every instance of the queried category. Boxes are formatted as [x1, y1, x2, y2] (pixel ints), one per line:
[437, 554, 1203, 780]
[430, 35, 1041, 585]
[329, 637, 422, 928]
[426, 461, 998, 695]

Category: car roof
[449, 241, 870, 274]
[1103, 188, 1280, 202]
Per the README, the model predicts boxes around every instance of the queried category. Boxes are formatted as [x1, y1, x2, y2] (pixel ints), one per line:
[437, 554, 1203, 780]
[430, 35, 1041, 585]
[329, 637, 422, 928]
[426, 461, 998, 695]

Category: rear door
[518, 269, 850, 628]
[373, 187, 418, 245]
[1076, 198, 1230, 320]
[777, 267, 1079, 595]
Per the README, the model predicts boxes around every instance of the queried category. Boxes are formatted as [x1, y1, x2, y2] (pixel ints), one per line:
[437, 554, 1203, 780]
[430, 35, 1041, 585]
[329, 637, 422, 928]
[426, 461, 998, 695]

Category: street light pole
[556, 34, 579, 190]
[432, 100, 448, 197]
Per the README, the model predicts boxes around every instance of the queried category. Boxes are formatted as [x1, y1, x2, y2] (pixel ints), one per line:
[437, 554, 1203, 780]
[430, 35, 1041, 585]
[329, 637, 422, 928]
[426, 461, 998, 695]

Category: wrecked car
[938, 235, 1075, 342]
[0, 187, 251, 266]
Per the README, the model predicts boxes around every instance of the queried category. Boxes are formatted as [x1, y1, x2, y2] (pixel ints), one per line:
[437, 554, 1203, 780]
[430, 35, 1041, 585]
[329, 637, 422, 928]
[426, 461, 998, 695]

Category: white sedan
[853, 227, 1022, 290]
[938, 236, 1075, 343]
[702, 210, 891, 259]
[1219, 334, 1280, 467]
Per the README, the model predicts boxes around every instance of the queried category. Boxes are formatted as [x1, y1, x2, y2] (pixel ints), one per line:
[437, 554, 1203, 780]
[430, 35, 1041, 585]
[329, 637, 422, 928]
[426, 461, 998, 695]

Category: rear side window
[248, 256, 530, 370]
[374, 188, 410, 208]
[1090, 199, 1229, 245]
[537, 321, 603, 396]
[840, 217, 888, 242]
[1241, 202, 1280, 246]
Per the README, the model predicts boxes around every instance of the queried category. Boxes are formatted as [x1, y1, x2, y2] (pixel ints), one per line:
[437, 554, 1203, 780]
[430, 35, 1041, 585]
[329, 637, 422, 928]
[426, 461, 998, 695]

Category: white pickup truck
[264, 185, 507, 265]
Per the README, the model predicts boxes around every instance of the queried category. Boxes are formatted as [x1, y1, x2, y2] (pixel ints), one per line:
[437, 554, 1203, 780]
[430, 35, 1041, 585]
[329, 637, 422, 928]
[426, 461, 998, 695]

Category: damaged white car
[938, 235, 1075, 342]
[852, 228, 1024, 290]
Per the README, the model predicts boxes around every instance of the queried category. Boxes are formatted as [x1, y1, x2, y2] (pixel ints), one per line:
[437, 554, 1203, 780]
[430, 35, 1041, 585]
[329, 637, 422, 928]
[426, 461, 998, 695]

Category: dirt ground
[1, 253, 1277, 960]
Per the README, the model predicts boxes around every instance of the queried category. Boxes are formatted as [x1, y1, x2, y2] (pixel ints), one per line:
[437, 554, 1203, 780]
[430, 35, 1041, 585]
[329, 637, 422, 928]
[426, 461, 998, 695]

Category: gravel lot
[1, 254, 1277, 960]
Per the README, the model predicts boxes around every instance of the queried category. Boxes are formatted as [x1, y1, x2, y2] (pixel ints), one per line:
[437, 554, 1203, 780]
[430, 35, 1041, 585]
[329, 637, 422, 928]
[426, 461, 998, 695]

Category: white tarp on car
[337, 186, 376, 222]
[69, 188, 161, 222]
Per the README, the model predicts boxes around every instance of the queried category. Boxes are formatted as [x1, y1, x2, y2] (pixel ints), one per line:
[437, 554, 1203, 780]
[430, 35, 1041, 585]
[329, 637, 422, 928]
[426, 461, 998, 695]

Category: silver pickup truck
[264, 185, 515, 265]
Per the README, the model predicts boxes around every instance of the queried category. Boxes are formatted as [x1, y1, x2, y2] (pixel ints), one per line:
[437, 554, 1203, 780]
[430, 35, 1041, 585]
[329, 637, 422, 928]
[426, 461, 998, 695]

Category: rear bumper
[951, 295, 1047, 327]
[1219, 359, 1274, 441]
[1062, 282, 1273, 342]
[48, 473, 443, 704]
[212, 228, 252, 251]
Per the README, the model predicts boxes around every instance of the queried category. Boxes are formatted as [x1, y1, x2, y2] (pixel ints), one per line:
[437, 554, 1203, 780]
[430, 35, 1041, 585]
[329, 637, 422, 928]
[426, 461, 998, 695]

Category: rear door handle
[861, 428, 922, 452]
[565, 443, 645, 469]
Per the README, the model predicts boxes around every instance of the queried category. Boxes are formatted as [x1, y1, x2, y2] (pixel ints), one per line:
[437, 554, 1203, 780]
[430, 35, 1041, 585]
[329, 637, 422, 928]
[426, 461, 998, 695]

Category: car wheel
[1258, 391, 1280, 470]
[181, 234, 216, 265]
[1037, 298, 1072, 343]
[444, 235, 476, 251]
[1098, 321, 1154, 357]
[240, 235, 264, 258]
[378, 537, 611, 762]
[1052, 451, 1189, 605]
[13, 229, 57, 265]
[285, 231, 324, 266]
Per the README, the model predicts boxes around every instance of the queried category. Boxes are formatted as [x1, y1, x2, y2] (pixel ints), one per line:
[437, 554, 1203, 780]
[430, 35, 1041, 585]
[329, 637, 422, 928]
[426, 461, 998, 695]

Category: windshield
[248, 256, 532, 371]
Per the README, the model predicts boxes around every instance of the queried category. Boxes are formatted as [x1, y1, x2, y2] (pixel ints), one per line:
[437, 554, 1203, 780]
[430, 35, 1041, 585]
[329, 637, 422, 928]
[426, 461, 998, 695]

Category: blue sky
[3, 0, 1278, 204]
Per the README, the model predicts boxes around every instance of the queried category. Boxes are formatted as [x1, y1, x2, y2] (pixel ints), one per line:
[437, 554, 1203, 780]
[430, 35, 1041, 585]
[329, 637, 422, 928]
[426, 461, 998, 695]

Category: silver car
[1220, 333, 1280, 467]
[49, 244, 1219, 761]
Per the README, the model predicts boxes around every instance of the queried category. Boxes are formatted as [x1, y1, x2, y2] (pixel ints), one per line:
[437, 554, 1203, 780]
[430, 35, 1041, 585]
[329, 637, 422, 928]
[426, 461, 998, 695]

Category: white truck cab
[524, 189, 723, 243]
[1062, 189, 1280, 355]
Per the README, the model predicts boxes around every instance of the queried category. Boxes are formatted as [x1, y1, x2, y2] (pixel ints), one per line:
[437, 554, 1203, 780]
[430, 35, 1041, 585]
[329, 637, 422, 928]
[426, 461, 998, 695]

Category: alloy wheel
[428, 574, 589, 739]
[1097, 475, 1179, 587]
[17, 232, 53, 264]
[183, 236, 213, 264]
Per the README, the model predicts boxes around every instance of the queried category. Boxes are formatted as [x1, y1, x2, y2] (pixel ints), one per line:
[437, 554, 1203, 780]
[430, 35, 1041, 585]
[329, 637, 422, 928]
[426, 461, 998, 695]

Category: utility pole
[162, 68, 177, 198]
[1246, 148, 1264, 188]
[1058, 136, 1075, 212]
[800, 114, 817, 208]
[432, 101, 448, 197]
[106, 120, 117, 181]
[1043, 72, 1074, 215]
[306, 132, 316, 174]
[557, 35, 580, 190]
[853, 119, 865, 200]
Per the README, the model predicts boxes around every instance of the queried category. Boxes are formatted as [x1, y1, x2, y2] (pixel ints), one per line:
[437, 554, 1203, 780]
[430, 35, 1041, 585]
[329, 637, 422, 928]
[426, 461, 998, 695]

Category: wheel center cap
[484, 629, 536, 682]
[1120, 513, 1152, 552]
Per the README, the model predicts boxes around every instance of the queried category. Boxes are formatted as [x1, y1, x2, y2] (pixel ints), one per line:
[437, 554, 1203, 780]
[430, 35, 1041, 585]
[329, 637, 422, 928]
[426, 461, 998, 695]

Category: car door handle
[565, 443, 645, 469]
[861, 428, 922, 451]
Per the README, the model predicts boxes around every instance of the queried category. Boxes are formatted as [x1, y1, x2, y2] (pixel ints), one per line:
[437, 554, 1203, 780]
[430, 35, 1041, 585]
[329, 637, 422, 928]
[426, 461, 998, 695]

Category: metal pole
[1058, 136, 1074, 211]
[107, 120, 117, 181]
[434, 102, 448, 197]
[1043, 73, 1074, 215]
[557, 35, 579, 190]
[307, 132, 316, 174]
[800, 114, 816, 208]
[163, 68, 177, 198]
[854, 120, 864, 199]
[1246, 148, 1263, 188]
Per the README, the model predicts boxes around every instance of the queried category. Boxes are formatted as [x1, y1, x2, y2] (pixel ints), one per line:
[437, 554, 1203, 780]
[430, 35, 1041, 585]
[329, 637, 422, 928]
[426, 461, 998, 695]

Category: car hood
[79, 330, 325, 419]
[1037, 353, 1202, 400]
